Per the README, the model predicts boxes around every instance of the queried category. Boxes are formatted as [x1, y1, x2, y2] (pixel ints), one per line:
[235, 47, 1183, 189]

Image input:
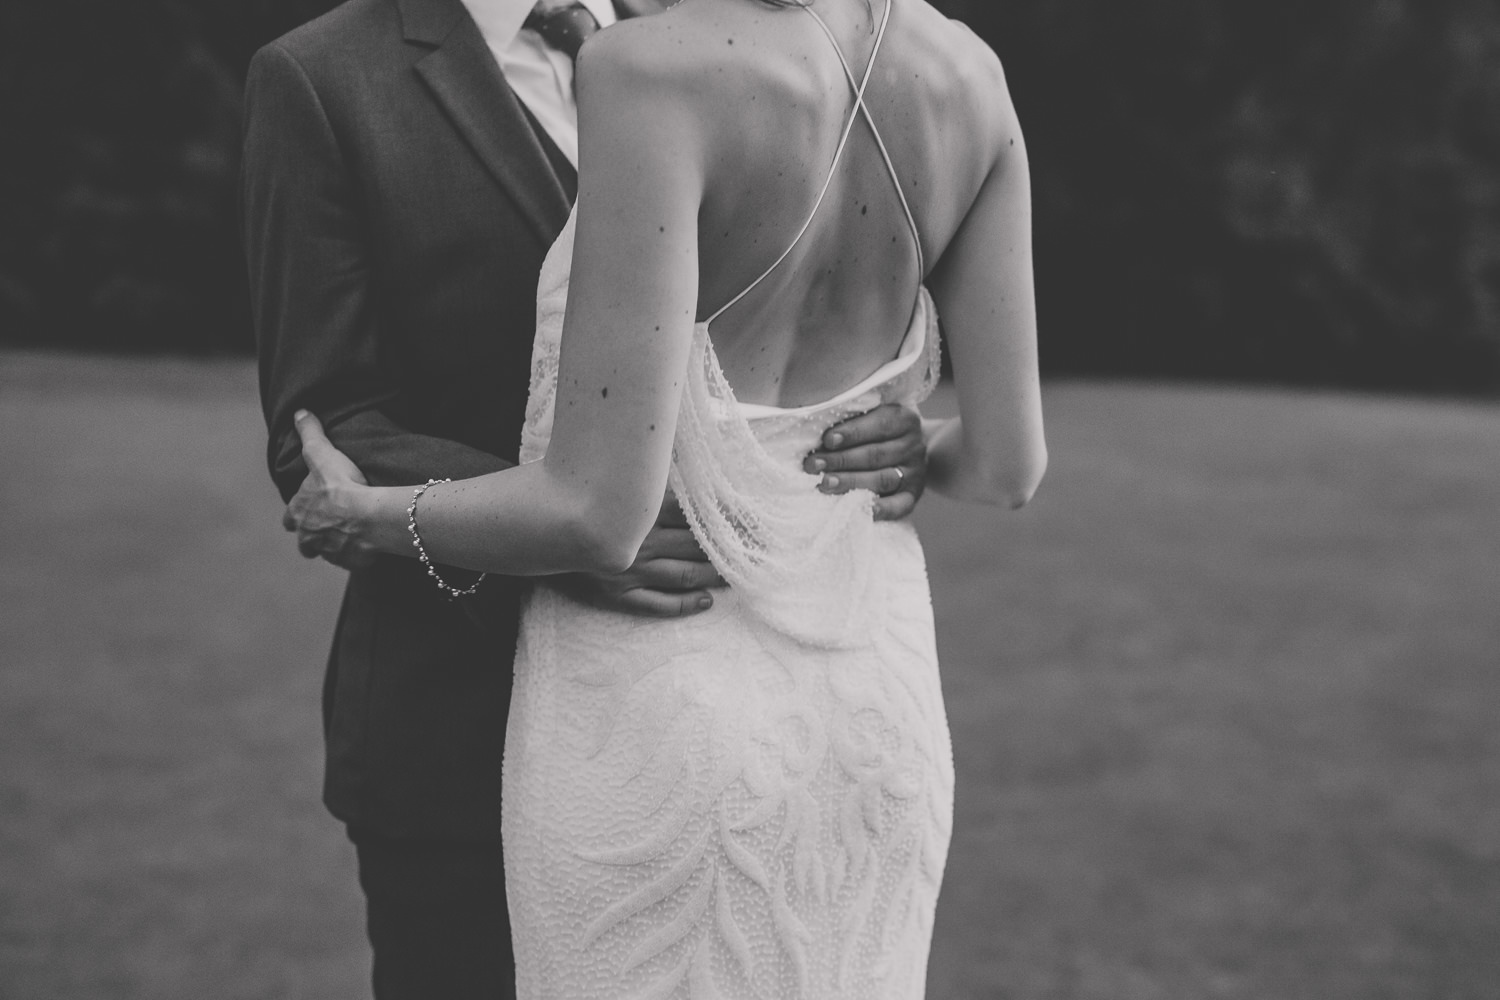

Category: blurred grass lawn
[1, 353, 1497, 1000]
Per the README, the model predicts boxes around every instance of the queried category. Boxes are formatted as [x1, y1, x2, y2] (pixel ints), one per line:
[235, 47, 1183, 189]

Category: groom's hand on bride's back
[556, 495, 725, 618]
[804, 403, 928, 522]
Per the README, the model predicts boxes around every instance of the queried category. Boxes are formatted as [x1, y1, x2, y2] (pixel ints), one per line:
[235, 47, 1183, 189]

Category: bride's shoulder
[905, 5, 1010, 106]
[571, 6, 766, 183]
[898, 4, 1018, 160]
[576, 17, 679, 93]
[570, 15, 723, 170]
[575, 3, 792, 118]
[577, 5, 736, 90]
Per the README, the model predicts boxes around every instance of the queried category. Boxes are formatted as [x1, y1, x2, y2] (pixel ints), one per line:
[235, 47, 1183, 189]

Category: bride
[287, 0, 1043, 995]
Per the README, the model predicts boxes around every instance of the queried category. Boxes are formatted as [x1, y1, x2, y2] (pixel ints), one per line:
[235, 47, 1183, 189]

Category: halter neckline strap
[703, 0, 920, 329]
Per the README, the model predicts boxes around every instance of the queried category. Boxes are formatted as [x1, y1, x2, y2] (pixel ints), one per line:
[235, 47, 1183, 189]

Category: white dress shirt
[459, 0, 618, 168]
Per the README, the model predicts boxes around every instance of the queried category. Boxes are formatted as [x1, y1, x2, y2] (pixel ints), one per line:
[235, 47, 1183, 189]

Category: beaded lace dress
[504, 3, 954, 996]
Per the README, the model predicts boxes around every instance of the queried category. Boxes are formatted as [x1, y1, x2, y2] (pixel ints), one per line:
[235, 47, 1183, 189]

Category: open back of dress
[508, 2, 955, 995]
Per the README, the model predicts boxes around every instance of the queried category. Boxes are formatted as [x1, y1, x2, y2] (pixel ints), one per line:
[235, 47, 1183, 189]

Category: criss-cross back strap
[704, 0, 905, 328]
[803, 2, 924, 279]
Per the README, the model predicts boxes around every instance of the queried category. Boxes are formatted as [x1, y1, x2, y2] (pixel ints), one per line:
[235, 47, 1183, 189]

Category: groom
[242, 0, 929, 995]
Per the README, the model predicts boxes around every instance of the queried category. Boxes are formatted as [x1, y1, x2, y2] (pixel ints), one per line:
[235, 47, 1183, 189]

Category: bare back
[593, 0, 1016, 407]
[539, 0, 1040, 554]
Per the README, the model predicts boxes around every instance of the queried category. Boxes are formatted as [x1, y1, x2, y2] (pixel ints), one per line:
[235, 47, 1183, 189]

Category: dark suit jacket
[242, 0, 583, 843]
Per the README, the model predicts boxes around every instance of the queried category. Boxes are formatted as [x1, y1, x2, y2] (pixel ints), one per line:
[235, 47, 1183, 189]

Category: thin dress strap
[803, 1, 925, 279]
[704, 0, 901, 327]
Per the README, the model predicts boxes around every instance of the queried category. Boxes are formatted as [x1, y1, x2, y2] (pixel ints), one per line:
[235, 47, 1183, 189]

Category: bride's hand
[283, 409, 380, 571]
[804, 403, 929, 521]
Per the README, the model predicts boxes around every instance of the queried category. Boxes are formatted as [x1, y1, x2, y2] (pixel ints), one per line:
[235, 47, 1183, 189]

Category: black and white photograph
[2, 0, 1497, 997]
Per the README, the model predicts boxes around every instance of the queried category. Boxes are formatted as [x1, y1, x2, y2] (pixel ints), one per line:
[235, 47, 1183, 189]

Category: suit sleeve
[241, 42, 513, 503]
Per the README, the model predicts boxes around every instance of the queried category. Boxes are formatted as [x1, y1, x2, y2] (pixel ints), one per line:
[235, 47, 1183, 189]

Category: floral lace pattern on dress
[508, 1, 953, 991]
[506, 209, 953, 1000]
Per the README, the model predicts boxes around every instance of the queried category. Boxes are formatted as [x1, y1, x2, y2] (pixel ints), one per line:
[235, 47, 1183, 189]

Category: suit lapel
[399, 0, 572, 246]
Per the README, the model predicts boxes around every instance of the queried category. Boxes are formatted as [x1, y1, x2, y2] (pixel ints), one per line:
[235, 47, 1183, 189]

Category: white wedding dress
[504, 4, 954, 997]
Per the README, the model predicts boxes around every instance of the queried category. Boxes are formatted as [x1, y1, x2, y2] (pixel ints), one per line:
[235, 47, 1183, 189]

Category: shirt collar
[462, 0, 617, 51]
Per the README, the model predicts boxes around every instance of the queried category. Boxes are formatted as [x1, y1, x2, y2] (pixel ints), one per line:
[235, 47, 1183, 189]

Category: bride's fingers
[294, 409, 367, 483]
[293, 408, 327, 447]
[293, 409, 340, 471]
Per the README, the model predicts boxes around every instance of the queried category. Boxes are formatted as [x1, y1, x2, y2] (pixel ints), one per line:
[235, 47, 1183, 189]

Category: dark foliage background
[2, 0, 1497, 390]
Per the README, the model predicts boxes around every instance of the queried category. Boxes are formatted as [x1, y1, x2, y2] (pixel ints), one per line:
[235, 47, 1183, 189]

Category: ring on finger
[890, 466, 905, 494]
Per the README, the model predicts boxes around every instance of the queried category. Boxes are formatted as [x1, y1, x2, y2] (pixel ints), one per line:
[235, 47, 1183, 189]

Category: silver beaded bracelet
[407, 478, 487, 599]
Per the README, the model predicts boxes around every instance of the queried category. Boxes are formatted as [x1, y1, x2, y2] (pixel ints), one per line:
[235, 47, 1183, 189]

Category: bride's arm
[315, 35, 706, 577]
[925, 51, 1047, 509]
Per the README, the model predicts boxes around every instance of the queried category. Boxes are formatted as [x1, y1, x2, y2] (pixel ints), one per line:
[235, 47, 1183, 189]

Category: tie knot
[525, 1, 602, 62]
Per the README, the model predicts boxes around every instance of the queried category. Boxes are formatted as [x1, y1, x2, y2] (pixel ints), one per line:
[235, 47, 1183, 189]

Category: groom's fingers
[807, 403, 925, 478]
[805, 439, 919, 475]
[872, 491, 918, 522]
[818, 403, 921, 454]
[817, 466, 907, 498]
